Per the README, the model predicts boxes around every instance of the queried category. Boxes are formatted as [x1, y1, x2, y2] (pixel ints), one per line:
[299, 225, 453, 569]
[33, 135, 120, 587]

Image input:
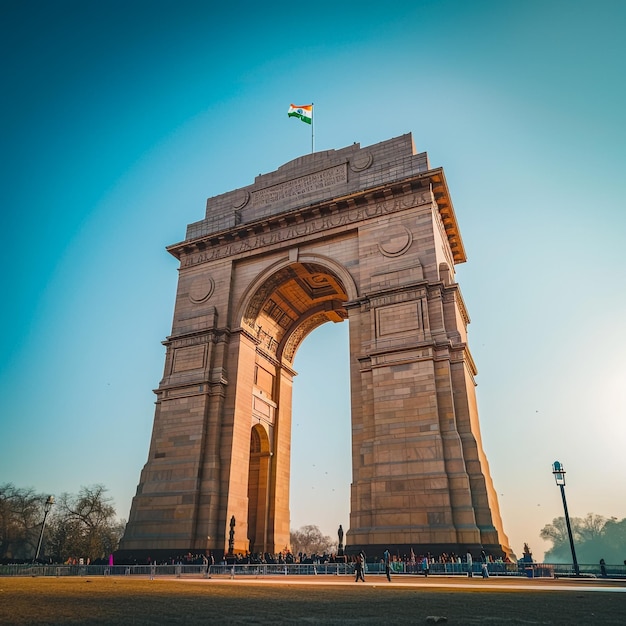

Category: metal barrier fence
[2, 562, 625, 578]
[0, 563, 353, 578]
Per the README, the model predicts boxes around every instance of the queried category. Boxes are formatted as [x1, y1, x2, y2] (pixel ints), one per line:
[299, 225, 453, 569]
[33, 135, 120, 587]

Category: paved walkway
[175, 575, 626, 593]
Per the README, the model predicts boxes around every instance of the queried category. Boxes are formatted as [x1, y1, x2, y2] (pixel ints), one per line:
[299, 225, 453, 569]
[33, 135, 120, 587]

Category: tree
[602, 518, 626, 556]
[540, 516, 578, 547]
[0, 484, 48, 561]
[289, 525, 337, 557]
[541, 514, 626, 564]
[577, 513, 606, 543]
[47, 485, 125, 562]
[0, 484, 125, 563]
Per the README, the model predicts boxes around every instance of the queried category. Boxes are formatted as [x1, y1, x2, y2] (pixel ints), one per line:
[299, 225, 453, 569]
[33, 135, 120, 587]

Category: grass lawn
[0, 576, 625, 624]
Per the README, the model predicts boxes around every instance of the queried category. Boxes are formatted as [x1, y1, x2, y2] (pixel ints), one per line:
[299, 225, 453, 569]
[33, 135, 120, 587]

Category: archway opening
[247, 424, 271, 555]
[240, 259, 356, 555]
[290, 320, 351, 552]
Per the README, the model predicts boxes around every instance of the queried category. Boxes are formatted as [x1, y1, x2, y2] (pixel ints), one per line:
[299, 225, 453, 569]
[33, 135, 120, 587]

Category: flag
[288, 104, 313, 125]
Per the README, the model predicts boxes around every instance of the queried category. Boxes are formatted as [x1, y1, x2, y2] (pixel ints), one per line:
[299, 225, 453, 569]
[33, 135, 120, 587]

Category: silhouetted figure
[355, 552, 365, 582]
[228, 515, 235, 555]
[600, 558, 607, 577]
[383, 549, 391, 581]
[338, 525, 344, 556]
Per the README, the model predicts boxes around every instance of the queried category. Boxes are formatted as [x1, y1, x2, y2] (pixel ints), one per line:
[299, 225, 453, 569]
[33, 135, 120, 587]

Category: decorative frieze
[250, 164, 347, 208]
[181, 192, 431, 268]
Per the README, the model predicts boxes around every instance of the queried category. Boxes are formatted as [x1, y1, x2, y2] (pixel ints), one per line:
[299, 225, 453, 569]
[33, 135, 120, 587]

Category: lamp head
[552, 461, 566, 486]
[44, 495, 55, 512]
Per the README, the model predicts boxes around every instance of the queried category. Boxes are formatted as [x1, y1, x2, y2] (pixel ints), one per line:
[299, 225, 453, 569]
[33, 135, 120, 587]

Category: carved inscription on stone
[169, 334, 212, 349]
[183, 192, 431, 268]
[252, 165, 347, 208]
[369, 287, 427, 309]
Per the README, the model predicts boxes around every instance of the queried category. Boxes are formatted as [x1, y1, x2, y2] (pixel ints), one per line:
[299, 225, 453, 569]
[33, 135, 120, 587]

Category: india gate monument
[118, 133, 513, 561]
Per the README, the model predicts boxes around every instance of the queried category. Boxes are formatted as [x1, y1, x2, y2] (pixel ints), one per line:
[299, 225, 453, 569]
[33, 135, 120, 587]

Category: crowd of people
[137, 550, 343, 567]
[350, 548, 513, 582]
[124, 548, 512, 569]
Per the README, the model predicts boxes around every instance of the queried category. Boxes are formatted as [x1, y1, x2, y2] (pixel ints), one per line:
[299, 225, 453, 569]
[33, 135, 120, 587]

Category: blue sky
[2, 0, 625, 560]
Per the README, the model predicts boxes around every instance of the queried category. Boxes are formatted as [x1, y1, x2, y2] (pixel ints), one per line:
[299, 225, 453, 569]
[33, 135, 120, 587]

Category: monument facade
[118, 134, 513, 560]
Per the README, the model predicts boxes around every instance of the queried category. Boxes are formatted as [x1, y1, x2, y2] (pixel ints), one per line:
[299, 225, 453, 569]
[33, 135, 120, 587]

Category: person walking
[481, 549, 489, 578]
[355, 552, 365, 582]
[383, 548, 391, 581]
[466, 550, 473, 578]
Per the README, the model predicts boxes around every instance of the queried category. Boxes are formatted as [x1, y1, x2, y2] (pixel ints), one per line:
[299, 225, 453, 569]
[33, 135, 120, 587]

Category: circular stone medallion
[189, 276, 215, 303]
[377, 225, 413, 258]
[350, 151, 373, 172]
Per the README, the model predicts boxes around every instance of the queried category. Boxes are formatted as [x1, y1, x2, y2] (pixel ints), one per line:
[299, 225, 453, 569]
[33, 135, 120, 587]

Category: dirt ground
[1, 576, 625, 625]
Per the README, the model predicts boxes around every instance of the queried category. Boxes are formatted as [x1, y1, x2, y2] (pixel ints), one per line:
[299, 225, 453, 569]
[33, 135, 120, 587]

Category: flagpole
[311, 102, 314, 153]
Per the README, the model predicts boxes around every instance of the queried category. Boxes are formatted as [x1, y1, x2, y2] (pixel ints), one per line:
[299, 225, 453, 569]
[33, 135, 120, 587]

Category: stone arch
[224, 255, 357, 555]
[119, 134, 514, 563]
[236, 253, 358, 366]
[236, 253, 358, 326]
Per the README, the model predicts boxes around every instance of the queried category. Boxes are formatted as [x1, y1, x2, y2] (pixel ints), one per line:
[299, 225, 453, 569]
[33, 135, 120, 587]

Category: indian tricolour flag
[287, 104, 313, 124]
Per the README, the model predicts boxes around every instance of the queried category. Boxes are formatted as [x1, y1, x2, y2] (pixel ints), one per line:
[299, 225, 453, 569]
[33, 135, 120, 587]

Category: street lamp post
[552, 461, 579, 576]
[34, 495, 54, 563]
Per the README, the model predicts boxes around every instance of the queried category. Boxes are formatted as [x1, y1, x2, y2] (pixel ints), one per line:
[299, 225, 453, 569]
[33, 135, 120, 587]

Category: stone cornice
[162, 327, 230, 348]
[168, 169, 466, 266]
